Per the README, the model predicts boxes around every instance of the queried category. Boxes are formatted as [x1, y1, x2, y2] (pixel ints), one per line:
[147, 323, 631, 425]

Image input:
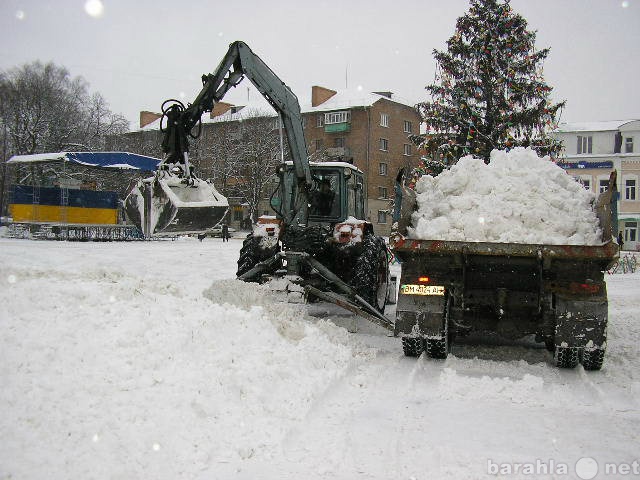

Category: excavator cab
[272, 161, 365, 225]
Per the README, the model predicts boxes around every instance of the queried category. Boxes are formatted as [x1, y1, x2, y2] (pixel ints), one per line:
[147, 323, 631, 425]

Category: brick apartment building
[108, 86, 421, 236]
[303, 86, 421, 235]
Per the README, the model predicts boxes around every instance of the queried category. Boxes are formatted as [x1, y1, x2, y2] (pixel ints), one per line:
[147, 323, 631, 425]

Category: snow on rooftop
[302, 89, 415, 112]
[137, 87, 416, 132]
[556, 119, 639, 133]
[7, 152, 67, 163]
[7, 152, 160, 170]
[138, 94, 276, 132]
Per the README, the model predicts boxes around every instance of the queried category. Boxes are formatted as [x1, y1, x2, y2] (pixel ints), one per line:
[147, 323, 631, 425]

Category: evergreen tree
[416, 0, 565, 164]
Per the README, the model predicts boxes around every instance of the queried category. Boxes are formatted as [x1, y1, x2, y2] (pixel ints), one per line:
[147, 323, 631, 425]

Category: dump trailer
[391, 172, 619, 370]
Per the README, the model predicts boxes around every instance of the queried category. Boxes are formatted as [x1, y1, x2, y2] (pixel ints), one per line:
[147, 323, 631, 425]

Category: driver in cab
[311, 178, 335, 216]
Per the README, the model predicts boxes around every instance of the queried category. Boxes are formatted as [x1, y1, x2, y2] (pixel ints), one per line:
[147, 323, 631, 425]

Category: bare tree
[197, 116, 243, 195]
[104, 107, 283, 223]
[0, 61, 130, 214]
[80, 92, 129, 151]
[228, 110, 281, 221]
[0, 61, 129, 153]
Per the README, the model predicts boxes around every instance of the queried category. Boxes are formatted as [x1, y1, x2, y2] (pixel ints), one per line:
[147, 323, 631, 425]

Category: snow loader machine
[391, 170, 619, 370]
[128, 40, 392, 325]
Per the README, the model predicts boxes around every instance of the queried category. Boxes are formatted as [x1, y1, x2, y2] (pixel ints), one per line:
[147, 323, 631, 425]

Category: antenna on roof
[345, 63, 348, 89]
[247, 87, 250, 102]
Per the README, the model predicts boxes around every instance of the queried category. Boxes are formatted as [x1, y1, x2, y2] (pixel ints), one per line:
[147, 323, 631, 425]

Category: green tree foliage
[416, 0, 565, 164]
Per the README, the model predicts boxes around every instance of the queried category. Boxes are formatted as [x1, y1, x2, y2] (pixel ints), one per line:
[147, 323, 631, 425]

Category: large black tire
[425, 337, 448, 359]
[582, 348, 605, 371]
[425, 292, 450, 360]
[402, 337, 424, 357]
[351, 235, 390, 313]
[554, 346, 580, 369]
[236, 234, 281, 280]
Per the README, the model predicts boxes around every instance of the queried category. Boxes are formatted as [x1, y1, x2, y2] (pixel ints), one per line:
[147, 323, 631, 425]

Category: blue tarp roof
[7, 151, 160, 171]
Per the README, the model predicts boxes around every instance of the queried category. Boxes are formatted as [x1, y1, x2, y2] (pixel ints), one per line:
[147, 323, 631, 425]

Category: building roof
[7, 151, 160, 171]
[139, 97, 276, 132]
[137, 87, 416, 132]
[301, 89, 412, 113]
[556, 120, 639, 133]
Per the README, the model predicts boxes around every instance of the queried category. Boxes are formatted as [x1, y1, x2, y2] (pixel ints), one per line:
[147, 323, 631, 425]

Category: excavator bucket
[124, 175, 228, 237]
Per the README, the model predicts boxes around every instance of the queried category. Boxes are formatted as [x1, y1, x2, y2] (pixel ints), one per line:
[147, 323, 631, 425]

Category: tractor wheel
[425, 337, 448, 359]
[236, 234, 281, 280]
[351, 235, 390, 312]
[554, 346, 580, 369]
[402, 337, 424, 357]
[582, 348, 605, 371]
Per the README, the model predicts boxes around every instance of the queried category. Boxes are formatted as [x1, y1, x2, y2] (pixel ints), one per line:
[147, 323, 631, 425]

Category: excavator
[124, 41, 392, 325]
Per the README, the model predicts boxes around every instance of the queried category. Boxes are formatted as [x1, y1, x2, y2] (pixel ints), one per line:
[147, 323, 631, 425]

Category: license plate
[400, 284, 445, 296]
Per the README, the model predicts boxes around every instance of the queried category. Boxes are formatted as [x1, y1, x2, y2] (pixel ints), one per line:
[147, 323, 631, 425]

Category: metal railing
[607, 253, 638, 274]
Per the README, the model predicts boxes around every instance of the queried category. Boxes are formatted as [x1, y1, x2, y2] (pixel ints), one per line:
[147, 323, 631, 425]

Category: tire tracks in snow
[276, 349, 427, 478]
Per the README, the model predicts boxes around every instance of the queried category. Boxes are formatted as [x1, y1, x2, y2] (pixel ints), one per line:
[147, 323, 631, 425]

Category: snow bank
[0, 245, 353, 480]
[1, 240, 639, 479]
[409, 148, 602, 245]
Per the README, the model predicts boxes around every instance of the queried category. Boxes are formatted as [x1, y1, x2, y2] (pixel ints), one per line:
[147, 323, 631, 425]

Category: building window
[404, 120, 413, 133]
[577, 135, 593, 154]
[233, 209, 243, 221]
[599, 179, 609, 193]
[625, 137, 634, 153]
[334, 137, 345, 148]
[403, 144, 412, 156]
[380, 113, 389, 127]
[325, 111, 350, 125]
[378, 186, 388, 199]
[379, 138, 389, 151]
[625, 222, 637, 242]
[317, 114, 324, 127]
[379, 162, 388, 176]
[625, 179, 637, 200]
[576, 176, 592, 190]
[377, 210, 387, 224]
[315, 139, 324, 151]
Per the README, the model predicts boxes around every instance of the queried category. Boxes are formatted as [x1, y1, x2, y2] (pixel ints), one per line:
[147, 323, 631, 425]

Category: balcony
[324, 122, 351, 133]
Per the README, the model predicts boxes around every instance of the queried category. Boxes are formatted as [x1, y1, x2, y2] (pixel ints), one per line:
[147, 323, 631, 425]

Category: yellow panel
[65, 207, 117, 224]
[10, 204, 61, 222]
[9, 204, 117, 225]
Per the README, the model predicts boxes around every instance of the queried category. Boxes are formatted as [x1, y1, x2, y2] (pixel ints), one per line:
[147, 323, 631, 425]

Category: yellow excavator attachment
[124, 174, 229, 237]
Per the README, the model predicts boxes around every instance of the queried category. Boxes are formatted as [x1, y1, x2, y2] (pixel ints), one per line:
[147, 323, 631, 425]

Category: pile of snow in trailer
[409, 148, 603, 245]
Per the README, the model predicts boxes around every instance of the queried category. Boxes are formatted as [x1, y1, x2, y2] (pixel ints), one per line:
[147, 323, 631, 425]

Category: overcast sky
[1, 0, 638, 130]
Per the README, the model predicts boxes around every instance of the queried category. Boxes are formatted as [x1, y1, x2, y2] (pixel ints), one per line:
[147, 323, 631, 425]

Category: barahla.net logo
[487, 457, 640, 478]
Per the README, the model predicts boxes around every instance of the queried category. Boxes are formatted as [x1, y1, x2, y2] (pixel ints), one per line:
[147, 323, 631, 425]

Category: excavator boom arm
[166, 41, 312, 224]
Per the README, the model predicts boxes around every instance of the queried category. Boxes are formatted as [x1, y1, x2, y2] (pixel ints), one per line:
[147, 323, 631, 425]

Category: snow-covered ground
[1, 237, 639, 480]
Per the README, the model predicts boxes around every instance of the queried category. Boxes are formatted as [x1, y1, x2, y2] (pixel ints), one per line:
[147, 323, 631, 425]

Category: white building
[555, 120, 640, 251]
